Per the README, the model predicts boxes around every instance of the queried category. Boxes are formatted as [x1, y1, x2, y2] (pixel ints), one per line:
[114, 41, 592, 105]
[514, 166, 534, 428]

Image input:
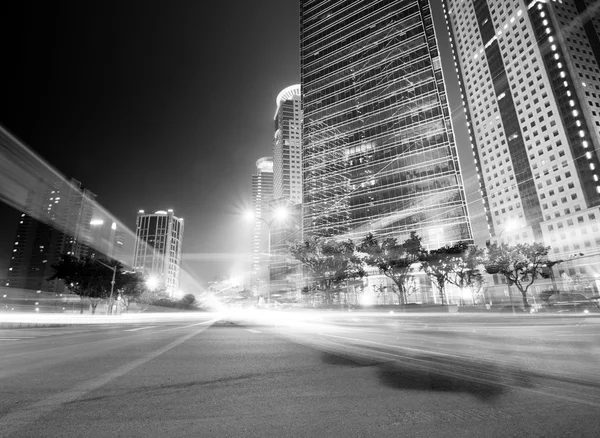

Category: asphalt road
[1, 312, 599, 437]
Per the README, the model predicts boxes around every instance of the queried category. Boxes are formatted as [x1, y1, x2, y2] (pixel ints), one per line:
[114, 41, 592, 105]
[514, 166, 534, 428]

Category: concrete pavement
[1, 314, 599, 437]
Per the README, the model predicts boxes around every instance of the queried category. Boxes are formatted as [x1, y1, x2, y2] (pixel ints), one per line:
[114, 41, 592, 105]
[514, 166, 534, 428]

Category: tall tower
[88, 217, 126, 263]
[133, 209, 184, 296]
[273, 84, 303, 204]
[444, 0, 600, 279]
[250, 157, 274, 295]
[300, 0, 473, 248]
[270, 85, 304, 300]
[6, 178, 96, 292]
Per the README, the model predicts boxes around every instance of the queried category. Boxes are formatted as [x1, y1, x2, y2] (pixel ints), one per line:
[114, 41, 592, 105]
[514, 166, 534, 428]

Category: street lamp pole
[95, 259, 117, 315]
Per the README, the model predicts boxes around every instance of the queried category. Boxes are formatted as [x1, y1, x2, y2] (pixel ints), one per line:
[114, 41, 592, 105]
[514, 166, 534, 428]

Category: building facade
[250, 157, 274, 295]
[300, 0, 473, 248]
[270, 85, 304, 301]
[5, 179, 96, 292]
[132, 209, 184, 296]
[443, 0, 600, 280]
[88, 217, 125, 263]
[273, 84, 303, 204]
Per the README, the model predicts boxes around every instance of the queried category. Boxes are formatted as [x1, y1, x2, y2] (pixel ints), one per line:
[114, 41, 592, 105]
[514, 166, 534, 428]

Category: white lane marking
[0, 337, 35, 340]
[0, 339, 21, 341]
[0, 317, 219, 436]
[124, 326, 158, 332]
[144, 318, 223, 336]
[246, 329, 262, 334]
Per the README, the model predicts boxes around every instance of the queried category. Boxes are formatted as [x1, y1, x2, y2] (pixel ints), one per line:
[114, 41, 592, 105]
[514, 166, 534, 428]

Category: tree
[181, 293, 197, 307]
[290, 236, 365, 306]
[485, 243, 552, 309]
[134, 287, 170, 312]
[116, 271, 147, 311]
[359, 232, 424, 305]
[422, 243, 486, 305]
[49, 255, 121, 314]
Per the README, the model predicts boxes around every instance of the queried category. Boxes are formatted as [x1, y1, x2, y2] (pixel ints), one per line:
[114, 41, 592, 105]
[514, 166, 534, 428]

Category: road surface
[1, 312, 599, 437]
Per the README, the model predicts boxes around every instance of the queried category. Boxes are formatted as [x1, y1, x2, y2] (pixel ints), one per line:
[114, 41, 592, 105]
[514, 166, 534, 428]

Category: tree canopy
[290, 236, 365, 306]
[485, 242, 552, 308]
[358, 231, 424, 305]
[49, 255, 121, 313]
[422, 242, 485, 305]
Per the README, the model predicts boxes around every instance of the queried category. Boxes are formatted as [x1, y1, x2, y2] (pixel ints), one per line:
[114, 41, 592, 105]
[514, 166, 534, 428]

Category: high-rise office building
[250, 157, 274, 295]
[300, 0, 473, 248]
[270, 85, 304, 300]
[132, 209, 184, 296]
[6, 178, 96, 292]
[273, 84, 303, 204]
[88, 217, 125, 262]
[443, 0, 600, 278]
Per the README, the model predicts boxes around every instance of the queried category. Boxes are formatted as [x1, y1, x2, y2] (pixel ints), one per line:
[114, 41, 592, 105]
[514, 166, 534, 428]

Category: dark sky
[0, 1, 485, 288]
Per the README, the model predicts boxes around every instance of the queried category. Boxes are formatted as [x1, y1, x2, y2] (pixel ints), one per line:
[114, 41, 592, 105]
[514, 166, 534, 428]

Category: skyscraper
[132, 209, 184, 296]
[6, 178, 96, 292]
[444, 0, 600, 278]
[250, 157, 274, 295]
[273, 84, 303, 204]
[88, 217, 126, 262]
[270, 85, 304, 300]
[300, 0, 473, 248]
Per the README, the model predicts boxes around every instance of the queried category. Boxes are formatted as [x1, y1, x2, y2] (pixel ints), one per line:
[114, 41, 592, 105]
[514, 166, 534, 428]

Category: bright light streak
[146, 276, 159, 291]
[361, 293, 376, 306]
[505, 220, 519, 231]
[274, 207, 288, 220]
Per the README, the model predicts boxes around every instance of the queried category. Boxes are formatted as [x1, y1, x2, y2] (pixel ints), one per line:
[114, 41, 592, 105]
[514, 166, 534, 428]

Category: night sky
[0, 1, 486, 289]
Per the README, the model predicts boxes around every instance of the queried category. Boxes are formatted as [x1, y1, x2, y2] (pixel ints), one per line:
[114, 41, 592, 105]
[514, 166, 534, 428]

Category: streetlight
[146, 275, 159, 291]
[497, 219, 519, 243]
[246, 207, 288, 306]
[94, 259, 117, 315]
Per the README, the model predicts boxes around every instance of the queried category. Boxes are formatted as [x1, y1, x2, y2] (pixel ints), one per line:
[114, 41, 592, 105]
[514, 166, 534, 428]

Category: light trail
[0, 124, 212, 295]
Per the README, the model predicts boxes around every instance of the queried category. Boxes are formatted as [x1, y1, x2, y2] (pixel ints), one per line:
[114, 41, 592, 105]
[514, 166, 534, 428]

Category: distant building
[5, 178, 96, 292]
[444, 0, 600, 281]
[132, 209, 184, 296]
[250, 157, 274, 295]
[273, 84, 303, 204]
[88, 217, 126, 263]
[269, 200, 302, 301]
[270, 85, 303, 301]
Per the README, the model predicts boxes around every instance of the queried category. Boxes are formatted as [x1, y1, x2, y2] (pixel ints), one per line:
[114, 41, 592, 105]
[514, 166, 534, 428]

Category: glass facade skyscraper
[300, 0, 473, 247]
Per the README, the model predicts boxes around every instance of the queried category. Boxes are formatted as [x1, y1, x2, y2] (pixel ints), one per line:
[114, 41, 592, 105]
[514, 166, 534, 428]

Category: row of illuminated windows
[551, 238, 600, 254]
[548, 212, 597, 231]
[543, 203, 583, 221]
[486, 160, 513, 182]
